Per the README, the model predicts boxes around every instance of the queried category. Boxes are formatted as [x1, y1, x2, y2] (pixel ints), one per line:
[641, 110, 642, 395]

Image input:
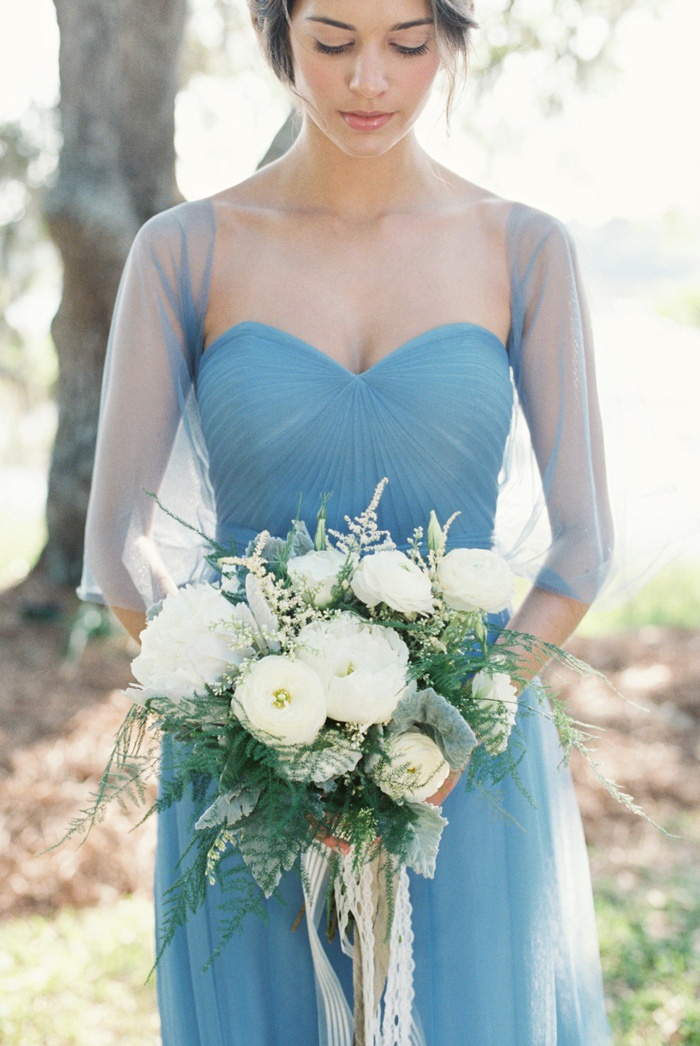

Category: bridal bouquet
[68, 480, 633, 1044]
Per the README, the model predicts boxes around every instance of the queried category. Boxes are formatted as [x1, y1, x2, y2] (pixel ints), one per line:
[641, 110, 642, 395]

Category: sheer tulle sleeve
[78, 200, 217, 613]
[496, 204, 614, 604]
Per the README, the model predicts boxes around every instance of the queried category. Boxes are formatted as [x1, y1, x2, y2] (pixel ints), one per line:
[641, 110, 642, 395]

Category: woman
[80, 0, 614, 1042]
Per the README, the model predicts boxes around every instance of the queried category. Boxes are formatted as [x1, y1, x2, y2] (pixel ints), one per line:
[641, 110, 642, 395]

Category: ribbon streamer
[302, 849, 426, 1046]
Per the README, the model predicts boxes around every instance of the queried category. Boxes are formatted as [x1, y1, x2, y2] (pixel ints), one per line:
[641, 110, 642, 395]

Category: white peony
[296, 612, 410, 724]
[128, 583, 253, 704]
[470, 670, 518, 754]
[436, 548, 514, 613]
[287, 549, 350, 608]
[232, 655, 327, 745]
[351, 550, 434, 615]
[374, 730, 450, 803]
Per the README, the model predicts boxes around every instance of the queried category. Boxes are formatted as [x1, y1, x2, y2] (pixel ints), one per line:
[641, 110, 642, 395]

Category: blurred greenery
[0, 510, 46, 590]
[579, 562, 700, 635]
[0, 897, 159, 1046]
[511, 562, 700, 636]
[657, 282, 700, 329]
[595, 868, 700, 1045]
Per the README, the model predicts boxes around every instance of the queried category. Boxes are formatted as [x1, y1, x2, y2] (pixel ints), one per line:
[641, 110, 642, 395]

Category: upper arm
[505, 208, 613, 602]
[80, 202, 217, 612]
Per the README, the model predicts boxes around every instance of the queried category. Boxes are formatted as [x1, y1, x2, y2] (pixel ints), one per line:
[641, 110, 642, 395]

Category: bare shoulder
[208, 164, 290, 229]
[433, 169, 558, 247]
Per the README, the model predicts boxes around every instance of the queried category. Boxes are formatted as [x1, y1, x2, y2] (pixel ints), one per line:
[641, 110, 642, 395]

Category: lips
[340, 111, 394, 131]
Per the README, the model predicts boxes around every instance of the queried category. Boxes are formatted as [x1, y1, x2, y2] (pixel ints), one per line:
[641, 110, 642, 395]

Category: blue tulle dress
[79, 198, 614, 1045]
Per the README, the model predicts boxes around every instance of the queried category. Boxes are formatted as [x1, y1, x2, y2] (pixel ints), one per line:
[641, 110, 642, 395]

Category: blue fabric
[154, 320, 611, 1045]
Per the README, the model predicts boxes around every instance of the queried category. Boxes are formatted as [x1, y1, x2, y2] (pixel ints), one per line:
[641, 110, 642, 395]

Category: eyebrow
[304, 16, 433, 31]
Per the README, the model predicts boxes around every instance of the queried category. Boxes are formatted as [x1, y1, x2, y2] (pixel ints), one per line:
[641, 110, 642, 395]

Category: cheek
[408, 55, 442, 98]
[292, 48, 340, 103]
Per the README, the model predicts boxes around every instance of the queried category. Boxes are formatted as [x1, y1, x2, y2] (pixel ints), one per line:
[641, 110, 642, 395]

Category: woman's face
[289, 0, 442, 158]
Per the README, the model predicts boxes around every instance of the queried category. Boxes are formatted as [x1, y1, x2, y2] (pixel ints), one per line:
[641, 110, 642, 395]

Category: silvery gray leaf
[194, 787, 261, 831]
[245, 520, 313, 565]
[237, 811, 299, 897]
[403, 801, 448, 878]
[390, 687, 477, 769]
[279, 731, 363, 784]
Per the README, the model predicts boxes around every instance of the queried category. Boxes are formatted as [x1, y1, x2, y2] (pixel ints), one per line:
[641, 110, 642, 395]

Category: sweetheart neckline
[201, 320, 508, 377]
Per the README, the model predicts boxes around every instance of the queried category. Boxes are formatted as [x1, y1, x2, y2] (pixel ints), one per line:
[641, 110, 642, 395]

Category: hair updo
[248, 0, 478, 102]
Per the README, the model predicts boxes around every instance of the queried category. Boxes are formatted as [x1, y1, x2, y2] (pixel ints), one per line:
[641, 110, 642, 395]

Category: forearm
[111, 605, 147, 643]
[502, 585, 590, 689]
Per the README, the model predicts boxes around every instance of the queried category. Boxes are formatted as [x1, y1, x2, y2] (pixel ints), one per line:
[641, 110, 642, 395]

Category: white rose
[470, 670, 518, 754]
[351, 550, 434, 615]
[436, 548, 514, 613]
[374, 730, 449, 803]
[296, 612, 410, 724]
[128, 583, 253, 703]
[232, 655, 327, 745]
[287, 549, 349, 608]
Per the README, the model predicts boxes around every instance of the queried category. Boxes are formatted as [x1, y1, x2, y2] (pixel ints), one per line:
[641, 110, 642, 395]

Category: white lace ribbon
[301, 849, 426, 1046]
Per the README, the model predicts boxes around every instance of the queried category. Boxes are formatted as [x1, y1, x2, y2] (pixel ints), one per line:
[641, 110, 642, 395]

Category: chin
[314, 114, 411, 159]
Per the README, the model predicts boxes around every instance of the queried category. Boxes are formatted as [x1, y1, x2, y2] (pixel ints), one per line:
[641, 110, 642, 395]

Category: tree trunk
[38, 0, 187, 588]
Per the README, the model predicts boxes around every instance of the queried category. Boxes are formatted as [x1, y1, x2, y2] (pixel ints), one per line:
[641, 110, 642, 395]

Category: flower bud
[427, 510, 446, 555]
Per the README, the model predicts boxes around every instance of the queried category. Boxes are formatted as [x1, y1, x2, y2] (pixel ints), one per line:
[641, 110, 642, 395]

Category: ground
[1, 575, 698, 919]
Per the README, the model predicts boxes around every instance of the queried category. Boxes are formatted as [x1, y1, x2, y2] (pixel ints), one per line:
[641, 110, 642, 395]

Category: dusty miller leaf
[403, 801, 448, 878]
[237, 811, 299, 897]
[194, 787, 261, 831]
[391, 687, 477, 769]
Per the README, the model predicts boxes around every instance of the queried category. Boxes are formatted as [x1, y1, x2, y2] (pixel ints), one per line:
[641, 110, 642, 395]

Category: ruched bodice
[196, 321, 513, 552]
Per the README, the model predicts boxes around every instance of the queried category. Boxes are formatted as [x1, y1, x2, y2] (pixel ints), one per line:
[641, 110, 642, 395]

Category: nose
[349, 46, 389, 99]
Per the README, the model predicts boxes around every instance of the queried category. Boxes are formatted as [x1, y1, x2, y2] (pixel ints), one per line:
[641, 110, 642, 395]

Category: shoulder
[503, 201, 578, 267]
[429, 174, 574, 266]
[131, 198, 216, 265]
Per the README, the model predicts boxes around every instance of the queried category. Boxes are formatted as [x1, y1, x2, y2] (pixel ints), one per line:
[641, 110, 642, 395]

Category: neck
[276, 116, 441, 221]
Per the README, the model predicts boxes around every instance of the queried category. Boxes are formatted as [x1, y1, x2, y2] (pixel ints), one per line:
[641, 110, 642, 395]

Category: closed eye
[313, 40, 431, 57]
[313, 40, 352, 55]
[394, 42, 430, 56]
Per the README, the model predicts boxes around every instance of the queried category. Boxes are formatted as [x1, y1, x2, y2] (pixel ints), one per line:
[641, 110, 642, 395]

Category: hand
[317, 829, 352, 856]
[307, 814, 352, 855]
[426, 767, 462, 807]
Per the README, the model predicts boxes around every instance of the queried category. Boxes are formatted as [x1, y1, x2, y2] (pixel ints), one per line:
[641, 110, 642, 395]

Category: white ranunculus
[351, 550, 434, 615]
[436, 548, 514, 614]
[296, 612, 410, 724]
[287, 549, 350, 608]
[232, 655, 327, 745]
[128, 583, 253, 703]
[470, 670, 518, 754]
[375, 730, 450, 803]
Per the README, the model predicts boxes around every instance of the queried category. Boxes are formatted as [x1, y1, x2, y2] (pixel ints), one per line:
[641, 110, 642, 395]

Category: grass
[596, 869, 700, 1045]
[1, 871, 699, 1045]
[0, 897, 159, 1046]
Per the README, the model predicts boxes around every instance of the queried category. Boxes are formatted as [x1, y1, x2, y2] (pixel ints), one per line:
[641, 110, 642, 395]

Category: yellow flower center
[272, 687, 292, 709]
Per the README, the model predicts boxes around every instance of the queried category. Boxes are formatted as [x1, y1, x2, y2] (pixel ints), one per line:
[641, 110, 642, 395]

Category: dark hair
[249, 0, 478, 106]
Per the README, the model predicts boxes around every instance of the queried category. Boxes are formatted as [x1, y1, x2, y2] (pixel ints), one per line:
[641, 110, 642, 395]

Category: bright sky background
[1, 0, 698, 226]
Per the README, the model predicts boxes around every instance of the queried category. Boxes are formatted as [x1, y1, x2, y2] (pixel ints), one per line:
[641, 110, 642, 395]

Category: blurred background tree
[0, 0, 681, 596]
